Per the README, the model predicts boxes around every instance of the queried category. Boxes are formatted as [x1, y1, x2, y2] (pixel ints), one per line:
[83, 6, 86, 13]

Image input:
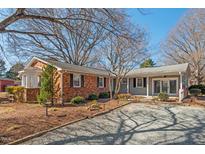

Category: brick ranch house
[19, 57, 190, 103]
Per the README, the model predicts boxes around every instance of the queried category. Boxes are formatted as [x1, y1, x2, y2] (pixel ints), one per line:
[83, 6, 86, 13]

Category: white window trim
[22, 75, 27, 87]
[152, 77, 178, 95]
[136, 78, 143, 88]
[99, 76, 104, 88]
[73, 74, 81, 88]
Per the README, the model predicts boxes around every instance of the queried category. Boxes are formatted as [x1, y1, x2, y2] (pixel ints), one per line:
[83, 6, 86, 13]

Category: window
[121, 78, 127, 84]
[73, 74, 81, 87]
[137, 78, 143, 88]
[170, 80, 177, 94]
[99, 77, 104, 88]
[153, 79, 178, 95]
[154, 80, 160, 94]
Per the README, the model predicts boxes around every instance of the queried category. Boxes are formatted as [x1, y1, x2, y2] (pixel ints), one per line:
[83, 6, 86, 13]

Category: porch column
[127, 78, 129, 93]
[26, 75, 29, 88]
[179, 72, 183, 89]
[147, 76, 149, 97]
[179, 72, 183, 102]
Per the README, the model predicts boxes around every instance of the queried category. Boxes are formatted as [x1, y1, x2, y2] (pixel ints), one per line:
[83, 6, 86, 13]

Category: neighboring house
[19, 57, 190, 103]
[0, 78, 15, 92]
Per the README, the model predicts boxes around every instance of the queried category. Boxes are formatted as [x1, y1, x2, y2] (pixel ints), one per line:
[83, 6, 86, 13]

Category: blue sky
[126, 8, 187, 64]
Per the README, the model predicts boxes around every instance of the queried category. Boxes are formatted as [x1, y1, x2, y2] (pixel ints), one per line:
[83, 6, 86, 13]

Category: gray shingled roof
[32, 57, 189, 77]
[127, 63, 189, 77]
[42, 59, 110, 76]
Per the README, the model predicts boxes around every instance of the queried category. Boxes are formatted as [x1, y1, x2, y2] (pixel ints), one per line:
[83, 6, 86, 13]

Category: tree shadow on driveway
[30, 104, 205, 145]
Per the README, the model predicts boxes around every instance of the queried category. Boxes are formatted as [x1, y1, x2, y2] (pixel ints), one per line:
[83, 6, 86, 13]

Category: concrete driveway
[23, 103, 205, 145]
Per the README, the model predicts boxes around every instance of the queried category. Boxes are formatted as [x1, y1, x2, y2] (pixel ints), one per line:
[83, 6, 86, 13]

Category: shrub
[189, 84, 205, 95]
[201, 88, 205, 95]
[6, 86, 24, 102]
[71, 96, 85, 104]
[189, 88, 201, 97]
[88, 100, 102, 111]
[99, 92, 109, 99]
[88, 93, 98, 100]
[117, 93, 131, 100]
[158, 92, 169, 101]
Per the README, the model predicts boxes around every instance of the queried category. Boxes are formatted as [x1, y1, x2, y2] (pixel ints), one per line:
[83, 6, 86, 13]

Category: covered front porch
[19, 67, 42, 88]
[19, 67, 42, 102]
[120, 72, 188, 101]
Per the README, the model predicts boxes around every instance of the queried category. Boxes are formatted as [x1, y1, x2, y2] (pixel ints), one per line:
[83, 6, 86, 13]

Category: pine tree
[140, 58, 156, 68]
[0, 58, 6, 76]
[37, 65, 55, 106]
[6, 63, 24, 80]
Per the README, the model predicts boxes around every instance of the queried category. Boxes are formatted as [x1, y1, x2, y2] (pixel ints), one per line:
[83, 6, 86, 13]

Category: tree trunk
[114, 77, 122, 98]
[45, 106, 48, 117]
[108, 75, 113, 100]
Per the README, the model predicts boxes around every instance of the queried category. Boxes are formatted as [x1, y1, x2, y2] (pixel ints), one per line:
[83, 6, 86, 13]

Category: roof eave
[25, 56, 62, 70]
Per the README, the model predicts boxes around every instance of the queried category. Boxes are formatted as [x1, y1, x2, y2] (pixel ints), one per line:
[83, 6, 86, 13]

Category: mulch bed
[0, 100, 129, 145]
[136, 96, 205, 108]
[182, 96, 205, 107]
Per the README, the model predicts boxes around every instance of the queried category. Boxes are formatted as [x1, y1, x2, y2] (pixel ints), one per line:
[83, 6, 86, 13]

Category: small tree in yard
[37, 65, 55, 109]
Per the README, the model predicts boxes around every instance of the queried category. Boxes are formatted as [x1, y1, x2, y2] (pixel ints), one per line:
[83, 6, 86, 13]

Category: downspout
[60, 71, 64, 104]
[179, 72, 183, 102]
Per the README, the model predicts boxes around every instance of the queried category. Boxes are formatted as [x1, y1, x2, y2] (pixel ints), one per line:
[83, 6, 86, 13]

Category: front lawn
[0, 99, 130, 144]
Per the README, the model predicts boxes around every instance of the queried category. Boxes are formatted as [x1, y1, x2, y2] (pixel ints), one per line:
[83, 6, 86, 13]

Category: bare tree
[0, 9, 129, 65]
[7, 11, 107, 65]
[0, 9, 124, 35]
[161, 9, 205, 84]
[99, 26, 148, 97]
[0, 58, 6, 76]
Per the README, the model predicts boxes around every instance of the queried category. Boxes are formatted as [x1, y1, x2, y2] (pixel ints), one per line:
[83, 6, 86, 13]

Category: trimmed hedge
[189, 84, 205, 95]
[71, 96, 85, 104]
[189, 88, 201, 96]
[99, 92, 109, 99]
[88, 93, 98, 100]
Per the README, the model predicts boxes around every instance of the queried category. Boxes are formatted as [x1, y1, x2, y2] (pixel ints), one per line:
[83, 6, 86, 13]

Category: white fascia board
[24, 56, 62, 70]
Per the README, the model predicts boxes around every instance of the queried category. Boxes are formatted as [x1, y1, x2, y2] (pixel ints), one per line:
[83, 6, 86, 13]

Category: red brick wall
[28, 59, 109, 103]
[24, 88, 40, 102]
[62, 72, 109, 101]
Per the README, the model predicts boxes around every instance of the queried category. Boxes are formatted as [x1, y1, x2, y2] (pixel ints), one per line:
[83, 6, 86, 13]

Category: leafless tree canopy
[161, 9, 205, 84]
[0, 8, 133, 65]
[99, 26, 148, 95]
